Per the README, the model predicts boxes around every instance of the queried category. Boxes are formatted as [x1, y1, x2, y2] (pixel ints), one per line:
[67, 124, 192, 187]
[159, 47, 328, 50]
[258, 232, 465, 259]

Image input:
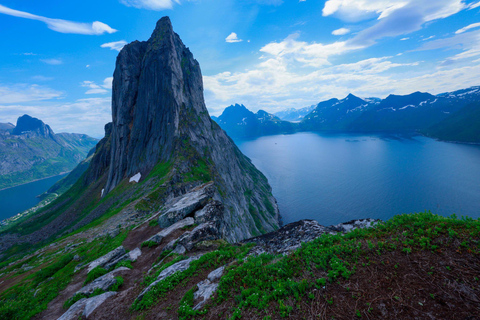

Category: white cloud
[101, 40, 128, 51]
[332, 28, 351, 35]
[456, 22, 480, 34]
[41, 58, 63, 65]
[31, 75, 54, 81]
[323, 1, 467, 47]
[0, 84, 63, 104]
[469, 1, 480, 9]
[226, 32, 243, 43]
[400, 37, 409, 40]
[81, 78, 114, 95]
[259, 33, 363, 67]
[120, 0, 180, 10]
[21, 52, 37, 56]
[0, 4, 117, 35]
[422, 35, 436, 41]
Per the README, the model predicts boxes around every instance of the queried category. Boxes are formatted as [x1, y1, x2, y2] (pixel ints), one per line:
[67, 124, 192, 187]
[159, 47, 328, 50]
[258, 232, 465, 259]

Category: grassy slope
[0, 212, 478, 319]
[423, 102, 480, 143]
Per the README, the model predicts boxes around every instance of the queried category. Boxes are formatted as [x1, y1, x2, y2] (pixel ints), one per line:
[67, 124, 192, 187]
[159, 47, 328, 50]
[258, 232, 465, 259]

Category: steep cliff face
[102, 17, 279, 241]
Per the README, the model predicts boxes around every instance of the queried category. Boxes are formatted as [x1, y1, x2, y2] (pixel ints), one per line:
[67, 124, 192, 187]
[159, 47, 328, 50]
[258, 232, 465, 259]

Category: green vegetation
[85, 267, 108, 284]
[0, 230, 128, 320]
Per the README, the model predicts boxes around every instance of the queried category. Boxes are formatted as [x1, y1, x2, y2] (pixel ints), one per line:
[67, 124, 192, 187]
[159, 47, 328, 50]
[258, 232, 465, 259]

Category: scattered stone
[207, 266, 224, 282]
[73, 254, 81, 261]
[145, 217, 195, 245]
[128, 248, 142, 261]
[193, 280, 218, 310]
[136, 255, 202, 302]
[192, 266, 225, 310]
[177, 222, 221, 251]
[87, 246, 126, 273]
[76, 267, 129, 296]
[157, 183, 215, 228]
[328, 218, 379, 233]
[58, 292, 116, 320]
[172, 245, 186, 255]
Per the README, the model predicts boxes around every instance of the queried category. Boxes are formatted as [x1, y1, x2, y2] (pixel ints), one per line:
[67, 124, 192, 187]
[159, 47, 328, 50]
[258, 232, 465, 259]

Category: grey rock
[146, 217, 195, 245]
[87, 246, 126, 273]
[136, 255, 202, 303]
[194, 200, 224, 226]
[207, 266, 225, 282]
[77, 267, 129, 296]
[84, 292, 117, 318]
[193, 279, 218, 310]
[73, 254, 81, 261]
[172, 245, 186, 255]
[57, 298, 87, 320]
[328, 218, 379, 233]
[177, 222, 221, 251]
[128, 247, 142, 261]
[57, 292, 116, 320]
[158, 184, 214, 228]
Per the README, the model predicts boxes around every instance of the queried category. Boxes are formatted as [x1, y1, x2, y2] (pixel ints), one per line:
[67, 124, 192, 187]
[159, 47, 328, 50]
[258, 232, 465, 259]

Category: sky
[1, 0, 480, 137]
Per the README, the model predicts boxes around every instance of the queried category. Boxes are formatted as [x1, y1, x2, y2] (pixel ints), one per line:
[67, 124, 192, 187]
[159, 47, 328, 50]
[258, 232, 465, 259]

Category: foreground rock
[177, 222, 221, 251]
[158, 183, 215, 228]
[145, 217, 195, 245]
[77, 267, 129, 296]
[58, 292, 116, 320]
[193, 266, 225, 310]
[136, 255, 202, 303]
[243, 219, 380, 255]
[87, 246, 126, 273]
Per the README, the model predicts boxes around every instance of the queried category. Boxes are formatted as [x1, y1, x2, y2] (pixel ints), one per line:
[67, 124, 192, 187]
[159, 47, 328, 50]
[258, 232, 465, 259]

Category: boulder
[87, 246, 126, 273]
[145, 217, 195, 245]
[177, 222, 220, 251]
[58, 292, 116, 320]
[194, 200, 224, 226]
[157, 183, 215, 228]
[136, 255, 202, 303]
[77, 267, 129, 296]
[192, 266, 225, 310]
[328, 218, 379, 233]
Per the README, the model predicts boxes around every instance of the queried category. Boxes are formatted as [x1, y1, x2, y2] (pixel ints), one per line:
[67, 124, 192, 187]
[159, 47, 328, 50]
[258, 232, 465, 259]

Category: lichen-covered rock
[135, 255, 202, 303]
[87, 246, 126, 273]
[57, 292, 116, 320]
[177, 222, 220, 251]
[192, 266, 225, 310]
[146, 217, 195, 244]
[328, 218, 379, 233]
[194, 200, 224, 227]
[158, 184, 214, 228]
[243, 219, 381, 256]
[77, 267, 129, 296]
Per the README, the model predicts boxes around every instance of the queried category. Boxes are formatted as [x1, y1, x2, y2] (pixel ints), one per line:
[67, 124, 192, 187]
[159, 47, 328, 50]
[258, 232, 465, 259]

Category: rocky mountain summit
[0, 115, 97, 190]
[0, 17, 279, 255]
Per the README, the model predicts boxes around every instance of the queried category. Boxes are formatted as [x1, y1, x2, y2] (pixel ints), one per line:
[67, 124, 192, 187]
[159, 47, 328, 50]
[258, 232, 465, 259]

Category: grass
[0, 229, 129, 320]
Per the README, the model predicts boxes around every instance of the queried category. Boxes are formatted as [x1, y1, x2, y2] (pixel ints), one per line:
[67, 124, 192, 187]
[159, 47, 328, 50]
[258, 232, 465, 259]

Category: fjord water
[0, 173, 67, 221]
[236, 133, 480, 226]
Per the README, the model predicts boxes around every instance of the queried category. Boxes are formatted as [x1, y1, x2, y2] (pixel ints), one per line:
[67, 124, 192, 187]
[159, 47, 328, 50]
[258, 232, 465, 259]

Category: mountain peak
[12, 114, 54, 138]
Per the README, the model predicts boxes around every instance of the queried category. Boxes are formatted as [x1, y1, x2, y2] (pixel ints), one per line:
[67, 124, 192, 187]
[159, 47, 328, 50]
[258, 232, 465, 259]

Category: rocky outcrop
[77, 267, 129, 296]
[177, 222, 221, 251]
[157, 183, 214, 228]
[87, 246, 126, 273]
[58, 291, 116, 320]
[193, 265, 225, 310]
[136, 255, 203, 303]
[243, 219, 380, 255]
[145, 217, 195, 244]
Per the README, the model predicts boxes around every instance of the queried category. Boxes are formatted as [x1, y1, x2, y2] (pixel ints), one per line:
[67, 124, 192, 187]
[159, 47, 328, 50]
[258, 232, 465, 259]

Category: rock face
[12, 114, 55, 138]
[102, 16, 279, 242]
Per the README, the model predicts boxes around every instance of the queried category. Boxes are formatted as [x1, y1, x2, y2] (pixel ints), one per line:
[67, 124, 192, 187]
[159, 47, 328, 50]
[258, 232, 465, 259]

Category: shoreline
[0, 171, 70, 192]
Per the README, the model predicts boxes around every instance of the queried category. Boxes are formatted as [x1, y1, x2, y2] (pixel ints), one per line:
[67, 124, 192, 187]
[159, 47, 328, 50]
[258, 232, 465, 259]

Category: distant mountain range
[0, 115, 98, 190]
[274, 105, 316, 122]
[213, 86, 480, 143]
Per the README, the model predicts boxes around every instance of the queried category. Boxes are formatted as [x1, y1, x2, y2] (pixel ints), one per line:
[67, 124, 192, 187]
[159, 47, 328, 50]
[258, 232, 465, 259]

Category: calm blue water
[0, 174, 67, 221]
[236, 133, 480, 226]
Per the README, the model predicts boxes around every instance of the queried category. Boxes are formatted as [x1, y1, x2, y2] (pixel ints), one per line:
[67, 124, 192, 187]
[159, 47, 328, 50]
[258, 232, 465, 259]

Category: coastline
[0, 171, 70, 192]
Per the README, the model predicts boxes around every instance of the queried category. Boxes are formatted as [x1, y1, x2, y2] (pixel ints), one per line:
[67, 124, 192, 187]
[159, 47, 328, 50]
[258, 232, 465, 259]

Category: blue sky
[1, 0, 480, 137]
